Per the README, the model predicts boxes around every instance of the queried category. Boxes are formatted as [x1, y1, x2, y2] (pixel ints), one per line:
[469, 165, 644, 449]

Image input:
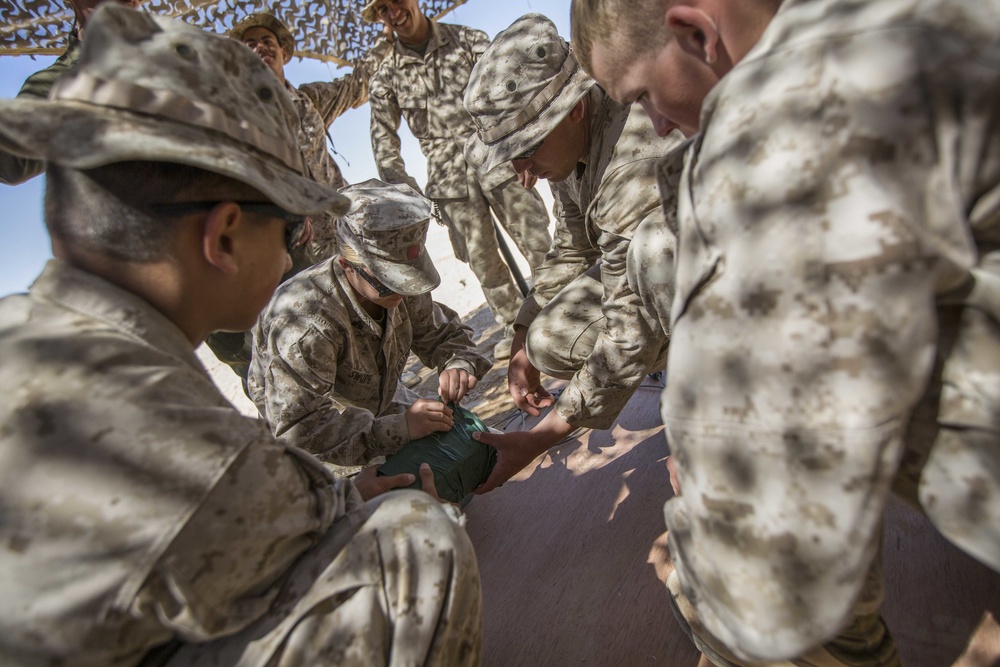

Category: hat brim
[361, 2, 379, 23]
[346, 234, 441, 297]
[465, 70, 595, 175]
[0, 98, 349, 217]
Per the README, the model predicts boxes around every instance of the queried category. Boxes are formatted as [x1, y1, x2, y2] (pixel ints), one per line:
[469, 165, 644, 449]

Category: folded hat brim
[465, 69, 595, 175]
[0, 98, 349, 217]
[350, 239, 441, 297]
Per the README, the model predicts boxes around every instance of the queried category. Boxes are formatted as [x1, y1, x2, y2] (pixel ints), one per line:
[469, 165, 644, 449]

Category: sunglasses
[149, 201, 307, 252]
[513, 139, 544, 161]
[349, 262, 396, 298]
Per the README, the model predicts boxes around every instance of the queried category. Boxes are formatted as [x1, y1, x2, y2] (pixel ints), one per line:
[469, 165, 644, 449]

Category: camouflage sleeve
[515, 181, 600, 329]
[369, 65, 422, 194]
[660, 27, 984, 658]
[297, 38, 392, 126]
[0, 35, 81, 185]
[133, 438, 361, 640]
[406, 295, 492, 380]
[254, 316, 411, 466]
[552, 158, 669, 429]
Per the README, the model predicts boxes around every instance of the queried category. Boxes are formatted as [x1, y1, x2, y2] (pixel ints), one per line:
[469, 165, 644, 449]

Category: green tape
[378, 401, 498, 503]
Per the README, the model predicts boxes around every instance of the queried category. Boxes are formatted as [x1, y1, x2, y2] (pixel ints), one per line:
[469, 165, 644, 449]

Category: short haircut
[571, 0, 669, 77]
[45, 161, 266, 262]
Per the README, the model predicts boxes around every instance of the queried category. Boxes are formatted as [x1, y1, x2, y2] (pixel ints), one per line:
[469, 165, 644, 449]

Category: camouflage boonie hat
[0, 4, 348, 218]
[360, 0, 380, 23]
[464, 13, 595, 173]
[229, 12, 295, 63]
[338, 179, 441, 297]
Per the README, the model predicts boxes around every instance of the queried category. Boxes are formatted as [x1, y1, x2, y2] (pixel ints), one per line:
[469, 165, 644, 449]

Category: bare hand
[506, 328, 553, 416]
[405, 398, 454, 439]
[472, 429, 552, 493]
[667, 455, 681, 496]
[517, 171, 538, 189]
[438, 368, 477, 404]
[354, 465, 415, 501]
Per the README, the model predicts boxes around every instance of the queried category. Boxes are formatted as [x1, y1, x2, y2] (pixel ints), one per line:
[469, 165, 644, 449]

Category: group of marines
[0, 0, 997, 665]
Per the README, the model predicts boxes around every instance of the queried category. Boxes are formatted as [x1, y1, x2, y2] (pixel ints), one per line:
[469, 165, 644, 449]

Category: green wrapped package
[378, 402, 497, 503]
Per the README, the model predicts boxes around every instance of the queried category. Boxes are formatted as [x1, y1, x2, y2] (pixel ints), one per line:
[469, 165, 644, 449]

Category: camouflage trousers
[666, 549, 899, 667]
[525, 263, 669, 379]
[167, 490, 482, 667]
[437, 173, 551, 330]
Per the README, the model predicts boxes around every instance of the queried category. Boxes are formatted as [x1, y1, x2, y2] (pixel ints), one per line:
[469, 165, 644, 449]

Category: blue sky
[0, 0, 570, 297]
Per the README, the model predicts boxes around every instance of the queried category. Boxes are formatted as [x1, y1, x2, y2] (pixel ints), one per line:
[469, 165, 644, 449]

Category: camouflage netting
[1, 0, 467, 65]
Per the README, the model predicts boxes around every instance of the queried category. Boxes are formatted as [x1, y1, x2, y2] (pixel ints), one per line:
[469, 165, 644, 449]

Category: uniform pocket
[398, 93, 429, 139]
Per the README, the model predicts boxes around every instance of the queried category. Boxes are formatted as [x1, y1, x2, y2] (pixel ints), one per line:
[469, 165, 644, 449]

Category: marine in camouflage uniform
[0, 8, 481, 665]
[459, 14, 682, 491]
[207, 14, 392, 382]
[250, 180, 492, 474]
[576, 0, 1000, 662]
[363, 0, 553, 353]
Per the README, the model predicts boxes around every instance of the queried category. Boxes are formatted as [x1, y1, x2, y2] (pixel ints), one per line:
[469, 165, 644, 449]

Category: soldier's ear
[569, 98, 587, 123]
[201, 202, 243, 275]
[665, 5, 721, 66]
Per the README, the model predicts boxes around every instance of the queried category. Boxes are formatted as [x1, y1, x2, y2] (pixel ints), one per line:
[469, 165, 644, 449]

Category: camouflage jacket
[369, 19, 515, 199]
[289, 39, 391, 255]
[0, 260, 359, 666]
[248, 259, 491, 468]
[0, 34, 80, 185]
[661, 0, 1000, 660]
[518, 87, 682, 429]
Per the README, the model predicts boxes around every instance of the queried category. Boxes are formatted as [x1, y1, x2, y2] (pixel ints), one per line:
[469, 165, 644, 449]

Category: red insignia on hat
[407, 244, 420, 260]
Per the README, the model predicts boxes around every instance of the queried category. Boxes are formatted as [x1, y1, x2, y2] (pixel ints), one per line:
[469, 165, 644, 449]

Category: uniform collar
[393, 17, 447, 62]
[29, 259, 207, 376]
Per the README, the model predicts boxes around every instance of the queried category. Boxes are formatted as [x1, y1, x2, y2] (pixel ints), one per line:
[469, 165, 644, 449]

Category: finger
[472, 429, 504, 447]
[524, 391, 555, 411]
[418, 463, 441, 499]
[507, 376, 536, 414]
[380, 472, 417, 491]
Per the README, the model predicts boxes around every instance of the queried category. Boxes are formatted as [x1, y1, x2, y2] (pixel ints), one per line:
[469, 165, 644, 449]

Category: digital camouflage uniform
[0, 8, 481, 665]
[369, 18, 552, 330]
[463, 15, 681, 430]
[249, 259, 491, 472]
[0, 34, 80, 185]
[0, 261, 481, 667]
[520, 89, 681, 429]
[288, 39, 391, 258]
[659, 0, 1000, 662]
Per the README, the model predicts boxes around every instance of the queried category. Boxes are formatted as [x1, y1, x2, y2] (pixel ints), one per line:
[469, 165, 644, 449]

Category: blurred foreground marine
[0, 0, 141, 185]
[573, 0, 1000, 663]
[363, 0, 553, 359]
[250, 179, 492, 475]
[462, 14, 682, 492]
[0, 6, 480, 665]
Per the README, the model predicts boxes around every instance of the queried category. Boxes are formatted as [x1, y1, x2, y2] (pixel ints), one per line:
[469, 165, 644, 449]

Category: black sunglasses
[149, 201, 307, 252]
[349, 262, 396, 298]
[513, 138, 544, 161]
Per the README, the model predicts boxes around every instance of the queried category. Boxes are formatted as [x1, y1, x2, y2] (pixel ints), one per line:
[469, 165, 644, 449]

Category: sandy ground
[197, 207, 548, 427]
